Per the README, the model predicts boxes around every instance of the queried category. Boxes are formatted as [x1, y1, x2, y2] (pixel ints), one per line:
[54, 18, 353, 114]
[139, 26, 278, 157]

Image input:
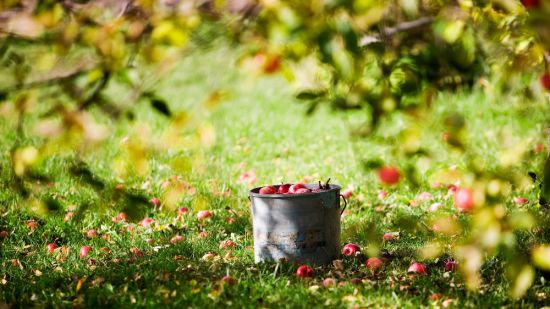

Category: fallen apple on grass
[149, 197, 161, 207]
[454, 188, 474, 212]
[322, 278, 336, 287]
[47, 243, 57, 254]
[170, 235, 184, 244]
[444, 259, 457, 272]
[197, 210, 212, 220]
[296, 265, 315, 278]
[86, 229, 98, 238]
[342, 243, 361, 256]
[140, 218, 153, 227]
[366, 257, 384, 271]
[219, 240, 236, 249]
[221, 275, 236, 285]
[80, 246, 92, 259]
[408, 262, 427, 275]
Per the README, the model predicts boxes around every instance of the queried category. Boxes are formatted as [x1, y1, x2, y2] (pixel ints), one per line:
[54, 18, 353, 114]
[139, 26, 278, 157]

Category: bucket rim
[249, 184, 342, 198]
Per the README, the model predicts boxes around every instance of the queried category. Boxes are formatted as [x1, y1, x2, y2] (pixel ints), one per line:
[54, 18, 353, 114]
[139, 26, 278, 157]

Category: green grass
[1, 43, 550, 308]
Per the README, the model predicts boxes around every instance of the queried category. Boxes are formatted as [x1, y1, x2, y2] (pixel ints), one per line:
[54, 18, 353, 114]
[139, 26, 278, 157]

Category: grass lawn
[1, 43, 550, 308]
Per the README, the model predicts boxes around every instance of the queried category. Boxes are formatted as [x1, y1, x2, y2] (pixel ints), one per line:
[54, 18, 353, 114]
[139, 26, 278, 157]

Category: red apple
[383, 232, 398, 241]
[322, 278, 336, 287]
[113, 212, 128, 222]
[296, 265, 315, 278]
[289, 183, 307, 194]
[454, 188, 474, 212]
[342, 243, 360, 256]
[431, 293, 442, 300]
[417, 192, 432, 201]
[47, 243, 57, 254]
[295, 188, 311, 194]
[278, 184, 291, 194]
[202, 252, 216, 261]
[80, 246, 91, 259]
[62, 211, 74, 222]
[219, 239, 236, 249]
[149, 197, 161, 207]
[226, 217, 236, 224]
[513, 197, 529, 205]
[447, 184, 458, 195]
[86, 229, 98, 238]
[407, 262, 427, 275]
[170, 235, 184, 244]
[221, 275, 236, 285]
[259, 186, 277, 194]
[522, 0, 541, 9]
[264, 55, 281, 73]
[341, 188, 353, 199]
[366, 257, 384, 271]
[197, 210, 212, 220]
[444, 259, 457, 272]
[541, 73, 550, 90]
[130, 247, 144, 257]
[378, 166, 400, 185]
[442, 132, 450, 142]
[140, 217, 153, 227]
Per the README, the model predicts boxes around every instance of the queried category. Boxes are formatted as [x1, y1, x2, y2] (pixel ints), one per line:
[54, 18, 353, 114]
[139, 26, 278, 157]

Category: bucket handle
[339, 194, 348, 216]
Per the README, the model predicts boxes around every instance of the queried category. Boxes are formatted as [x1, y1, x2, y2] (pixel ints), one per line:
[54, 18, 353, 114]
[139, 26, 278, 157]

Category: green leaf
[362, 159, 383, 170]
[42, 197, 61, 212]
[151, 98, 172, 117]
[295, 90, 327, 100]
[305, 100, 319, 115]
[541, 155, 550, 202]
[143, 91, 171, 117]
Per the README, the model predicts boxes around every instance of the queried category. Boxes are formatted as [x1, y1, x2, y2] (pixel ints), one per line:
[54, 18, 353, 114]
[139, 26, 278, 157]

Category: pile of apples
[258, 179, 332, 195]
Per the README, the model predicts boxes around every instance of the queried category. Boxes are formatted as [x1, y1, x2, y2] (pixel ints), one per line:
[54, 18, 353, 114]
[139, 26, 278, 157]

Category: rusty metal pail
[249, 184, 347, 265]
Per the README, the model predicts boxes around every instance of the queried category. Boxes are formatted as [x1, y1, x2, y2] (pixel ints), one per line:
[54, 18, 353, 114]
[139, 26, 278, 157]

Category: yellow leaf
[533, 246, 550, 271]
[511, 265, 534, 299]
[13, 146, 39, 176]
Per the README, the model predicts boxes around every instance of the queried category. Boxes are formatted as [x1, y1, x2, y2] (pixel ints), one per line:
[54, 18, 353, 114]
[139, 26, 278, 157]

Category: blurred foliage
[1, 0, 550, 299]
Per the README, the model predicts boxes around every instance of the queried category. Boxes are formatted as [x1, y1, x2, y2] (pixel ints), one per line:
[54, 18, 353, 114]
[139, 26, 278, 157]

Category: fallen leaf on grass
[332, 259, 344, 271]
[76, 277, 87, 292]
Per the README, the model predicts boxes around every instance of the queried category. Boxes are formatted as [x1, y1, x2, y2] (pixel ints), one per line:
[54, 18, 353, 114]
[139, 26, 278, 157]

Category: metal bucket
[249, 184, 347, 265]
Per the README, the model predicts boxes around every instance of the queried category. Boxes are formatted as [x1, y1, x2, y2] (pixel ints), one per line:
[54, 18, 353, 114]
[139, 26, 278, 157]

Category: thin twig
[78, 71, 111, 110]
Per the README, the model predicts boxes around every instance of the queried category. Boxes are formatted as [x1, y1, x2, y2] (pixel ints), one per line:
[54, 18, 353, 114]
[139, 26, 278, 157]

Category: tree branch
[359, 16, 434, 47]
[0, 64, 96, 93]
